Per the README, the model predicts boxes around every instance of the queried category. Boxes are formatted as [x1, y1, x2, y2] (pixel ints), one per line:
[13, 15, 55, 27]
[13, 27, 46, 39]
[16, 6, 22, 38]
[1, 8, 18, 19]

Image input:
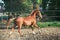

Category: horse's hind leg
[9, 24, 16, 36]
[6, 18, 13, 32]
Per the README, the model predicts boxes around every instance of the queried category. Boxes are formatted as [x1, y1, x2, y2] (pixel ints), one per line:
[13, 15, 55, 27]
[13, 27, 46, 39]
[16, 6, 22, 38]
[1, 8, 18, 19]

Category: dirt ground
[0, 27, 60, 40]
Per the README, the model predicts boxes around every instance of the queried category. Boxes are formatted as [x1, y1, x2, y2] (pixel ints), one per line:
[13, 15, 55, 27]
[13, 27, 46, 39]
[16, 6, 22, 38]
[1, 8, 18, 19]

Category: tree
[31, 0, 42, 10]
[3, 0, 33, 13]
[3, 0, 42, 14]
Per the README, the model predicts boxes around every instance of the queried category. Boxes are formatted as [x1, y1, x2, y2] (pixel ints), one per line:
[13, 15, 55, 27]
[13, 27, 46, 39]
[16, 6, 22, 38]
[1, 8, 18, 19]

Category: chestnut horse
[7, 9, 42, 36]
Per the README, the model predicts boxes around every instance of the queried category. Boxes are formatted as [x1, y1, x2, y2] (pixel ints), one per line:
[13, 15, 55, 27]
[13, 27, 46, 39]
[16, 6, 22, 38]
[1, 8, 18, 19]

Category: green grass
[37, 21, 60, 28]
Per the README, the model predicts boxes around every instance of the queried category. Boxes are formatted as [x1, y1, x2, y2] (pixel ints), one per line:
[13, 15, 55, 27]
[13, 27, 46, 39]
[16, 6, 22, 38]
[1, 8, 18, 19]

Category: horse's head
[31, 9, 42, 20]
[35, 9, 42, 19]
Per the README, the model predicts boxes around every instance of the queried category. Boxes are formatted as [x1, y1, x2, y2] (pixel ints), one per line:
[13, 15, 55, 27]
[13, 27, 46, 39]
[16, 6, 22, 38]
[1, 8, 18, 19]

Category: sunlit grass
[37, 21, 60, 28]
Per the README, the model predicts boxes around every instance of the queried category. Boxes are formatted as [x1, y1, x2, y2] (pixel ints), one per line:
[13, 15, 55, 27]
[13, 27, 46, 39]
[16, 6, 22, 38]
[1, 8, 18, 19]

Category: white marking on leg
[33, 31, 36, 34]
[10, 31, 12, 35]
[39, 29, 41, 33]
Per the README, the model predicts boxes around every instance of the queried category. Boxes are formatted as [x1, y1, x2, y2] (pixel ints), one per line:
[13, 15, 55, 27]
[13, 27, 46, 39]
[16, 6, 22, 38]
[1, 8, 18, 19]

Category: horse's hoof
[32, 31, 36, 35]
[38, 30, 42, 34]
[20, 35, 23, 37]
[8, 32, 12, 37]
[8, 34, 10, 38]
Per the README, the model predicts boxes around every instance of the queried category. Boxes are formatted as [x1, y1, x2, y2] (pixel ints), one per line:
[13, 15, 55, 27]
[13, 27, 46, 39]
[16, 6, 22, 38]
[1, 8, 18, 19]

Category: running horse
[6, 9, 42, 36]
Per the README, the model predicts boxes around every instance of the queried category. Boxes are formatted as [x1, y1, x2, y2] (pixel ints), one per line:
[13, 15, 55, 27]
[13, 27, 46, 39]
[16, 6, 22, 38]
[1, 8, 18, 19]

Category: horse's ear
[31, 10, 34, 14]
[31, 10, 36, 15]
[31, 9, 39, 15]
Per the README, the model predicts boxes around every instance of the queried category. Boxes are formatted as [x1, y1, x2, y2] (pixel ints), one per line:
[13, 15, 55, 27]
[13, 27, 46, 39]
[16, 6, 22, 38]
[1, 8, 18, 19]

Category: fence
[41, 10, 60, 21]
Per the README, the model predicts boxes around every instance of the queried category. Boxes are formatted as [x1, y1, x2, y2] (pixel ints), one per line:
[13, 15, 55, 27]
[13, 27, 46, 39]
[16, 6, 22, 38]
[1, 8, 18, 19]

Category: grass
[37, 21, 60, 28]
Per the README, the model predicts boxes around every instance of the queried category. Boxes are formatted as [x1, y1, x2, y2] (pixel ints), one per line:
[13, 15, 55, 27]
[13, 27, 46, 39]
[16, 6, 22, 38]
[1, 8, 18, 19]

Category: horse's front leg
[33, 23, 41, 33]
[31, 25, 36, 34]
[18, 24, 22, 36]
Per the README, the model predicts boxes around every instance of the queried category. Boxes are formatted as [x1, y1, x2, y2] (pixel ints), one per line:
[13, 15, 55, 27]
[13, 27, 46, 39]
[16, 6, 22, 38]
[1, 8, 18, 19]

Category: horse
[7, 9, 42, 36]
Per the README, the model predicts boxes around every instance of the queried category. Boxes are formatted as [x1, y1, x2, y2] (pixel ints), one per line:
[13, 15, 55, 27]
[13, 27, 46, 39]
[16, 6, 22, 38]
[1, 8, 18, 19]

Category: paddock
[0, 27, 60, 40]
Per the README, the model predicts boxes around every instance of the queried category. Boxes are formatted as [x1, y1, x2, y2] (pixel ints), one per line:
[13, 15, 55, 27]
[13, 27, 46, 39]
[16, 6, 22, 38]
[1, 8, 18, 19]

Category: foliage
[3, 0, 42, 13]
[42, 0, 60, 10]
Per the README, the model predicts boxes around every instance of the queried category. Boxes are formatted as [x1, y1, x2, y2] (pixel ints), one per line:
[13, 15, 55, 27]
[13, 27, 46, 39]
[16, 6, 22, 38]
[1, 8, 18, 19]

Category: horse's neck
[31, 13, 36, 18]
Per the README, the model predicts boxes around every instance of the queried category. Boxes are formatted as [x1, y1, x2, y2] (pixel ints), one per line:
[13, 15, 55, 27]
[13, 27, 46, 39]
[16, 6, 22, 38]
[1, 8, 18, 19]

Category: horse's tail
[6, 18, 16, 32]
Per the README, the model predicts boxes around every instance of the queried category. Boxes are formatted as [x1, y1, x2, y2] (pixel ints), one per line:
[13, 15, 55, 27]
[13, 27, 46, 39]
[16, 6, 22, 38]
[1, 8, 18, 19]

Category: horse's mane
[31, 9, 39, 16]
